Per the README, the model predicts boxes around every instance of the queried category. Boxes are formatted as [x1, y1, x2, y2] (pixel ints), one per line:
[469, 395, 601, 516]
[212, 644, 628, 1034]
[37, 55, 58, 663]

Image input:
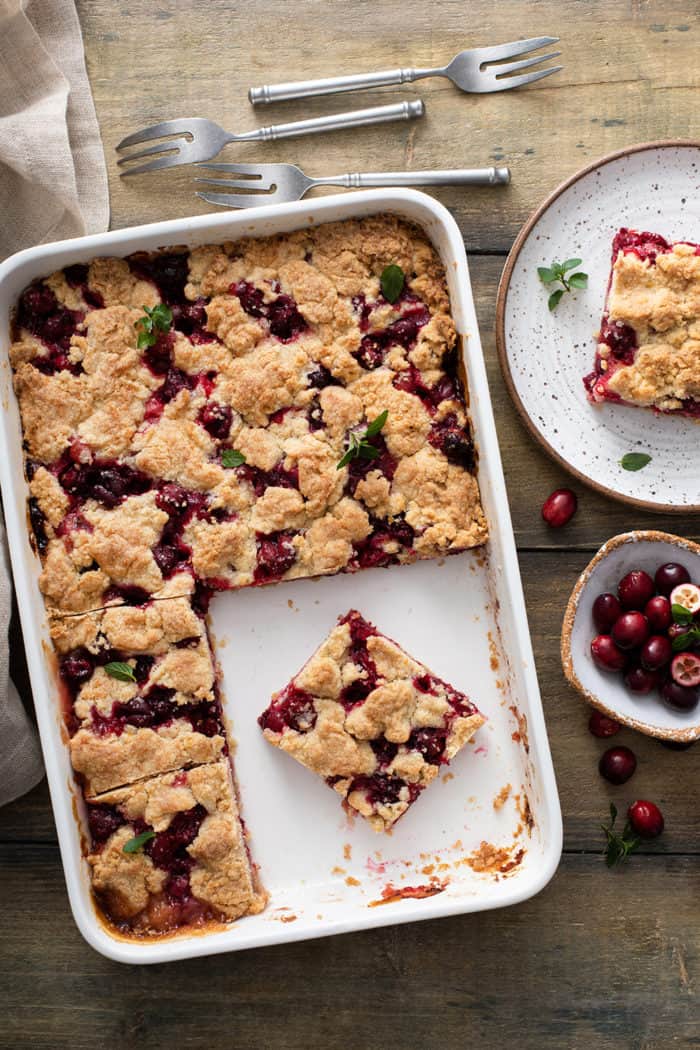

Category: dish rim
[0, 188, 563, 963]
[495, 138, 700, 514]
[561, 528, 700, 741]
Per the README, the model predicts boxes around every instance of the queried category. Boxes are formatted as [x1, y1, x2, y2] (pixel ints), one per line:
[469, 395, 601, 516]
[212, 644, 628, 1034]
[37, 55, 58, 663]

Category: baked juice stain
[368, 879, 447, 907]
[467, 841, 526, 876]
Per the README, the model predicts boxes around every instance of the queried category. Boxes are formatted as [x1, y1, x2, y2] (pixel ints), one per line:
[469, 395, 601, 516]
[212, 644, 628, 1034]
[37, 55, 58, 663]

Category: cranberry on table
[591, 634, 627, 672]
[541, 488, 578, 528]
[624, 665, 659, 695]
[644, 595, 672, 632]
[627, 800, 664, 839]
[640, 634, 672, 671]
[655, 562, 690, 597]
[612, 611, 649, 650]
[592, 593, 622, 633]
[661, 679, 700, 712]
[599, 745, 637, 784]
[588, 710, 621, 738]
[617, 569, 655, 610]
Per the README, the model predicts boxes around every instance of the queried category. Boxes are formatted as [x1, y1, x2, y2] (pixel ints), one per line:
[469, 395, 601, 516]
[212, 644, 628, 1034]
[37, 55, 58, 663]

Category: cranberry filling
[613, 228, 671, 264]
[153, 483, 209, 579]
[57, 457, 151, 509]
[370, 738, 399, 768]
[259, 683, 317, 734]
[60, 649, 95, 690]
[353, 515, 415, 570]
[90, 689, 222, 738]
[254, 531, 297, 583]
[28, 497, 49, 553]
[353, 305, 431, 370]
[351, 294, 373, 331]
[237, 462, 299, 498]
[16, 282, 84, 363]
[102, 584, 152, 606]
[306, 365, 338, 390]
[88, 803, 125, 843]
[346, 434, 397, 494]
[599, 316, 637, 363]
[130, 252, 189, 305]
[347, 772, 418, 807]
[171, 297, 215, 342]
[197, 401, 232, 439]
[142, 331, 175, 376]
[63, 263, 104, 309]
[409, 727, 448, 765]
[232, 281, 307, 342]
[339, 678, 374, 708]
[144, 804, 207, 886]
[428, 417, 476, 471]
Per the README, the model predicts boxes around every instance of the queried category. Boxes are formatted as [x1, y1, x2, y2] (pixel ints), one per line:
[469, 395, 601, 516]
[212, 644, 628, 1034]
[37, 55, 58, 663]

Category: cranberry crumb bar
[9, 214, 488, 935]
[584, 228, 700, 417]
[87, 761, 265, 934]
[259, 610, 485, 832]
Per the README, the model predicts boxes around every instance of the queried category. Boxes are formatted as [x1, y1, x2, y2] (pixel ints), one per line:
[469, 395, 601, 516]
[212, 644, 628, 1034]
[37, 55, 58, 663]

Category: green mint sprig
[602, 803, 640, 868]
[538, 258, 588, 311]
[337, 411, 388, 470]
[380, 264, 405, 304]
[136, 303, 173, 349]
[620, 452, 652, 472]
[104, 661, 136, 683]
[122, 830, 155, 854]
[670, 603, 700, 651]
[221, 449, 246, 469]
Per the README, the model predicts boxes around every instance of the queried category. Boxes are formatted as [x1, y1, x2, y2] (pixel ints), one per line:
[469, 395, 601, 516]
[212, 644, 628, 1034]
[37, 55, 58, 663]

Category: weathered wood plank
[77, 0, 700, 250]
[1, 845, 698, 1050]
[4, 552, 698, 855]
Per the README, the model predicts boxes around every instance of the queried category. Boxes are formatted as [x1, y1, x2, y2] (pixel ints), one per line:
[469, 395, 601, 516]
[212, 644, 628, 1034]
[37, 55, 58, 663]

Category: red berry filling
[254, 531, 297, 583]
[197, 401, 232, 439]
[57, 457, 151, 509]
[352, 514, 415, 570]
[63, 264, 105, 310]
[352, 303, 431, 370]
[232, 281, 307, 342]
[258, 683, 317, 734]
[236, 461, 299, 498]
[131, 252, 189, 305]
[613, 227, 672, 264]
[90, 689, 222, 739]
[88, 803, 126, 842]
[16, 282, 85, 373]
[428, 416, 476, 471]
[344, 773, 421, 807]
[28, 497, 49, 553]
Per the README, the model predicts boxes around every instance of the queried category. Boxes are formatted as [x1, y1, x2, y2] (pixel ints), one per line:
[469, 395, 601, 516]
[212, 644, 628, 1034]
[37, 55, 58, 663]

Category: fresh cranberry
[624, 665, 659, 695]
[599, 745, 637, 784]
[668, 623, 691, 643]
[591, 634, 627, 671]
[88, 804, 124, 842]
[612, 611, 649, 650]
[654, 562, 690, 596]
[645, 595, 672, 632]
[671, 652, 700, 688]
[640, 635, 672, 671]
[588, 710, 621, 737]
[661, 680, 699, 712]
[541, 488, 577, 528]
[592, 593, 622, 633]
[618, 570, 655, 610]
[627, 800, 664, 838]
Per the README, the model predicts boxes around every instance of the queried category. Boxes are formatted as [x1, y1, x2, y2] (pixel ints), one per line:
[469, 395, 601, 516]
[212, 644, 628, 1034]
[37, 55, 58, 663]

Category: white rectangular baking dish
[0, 189, 562, 964]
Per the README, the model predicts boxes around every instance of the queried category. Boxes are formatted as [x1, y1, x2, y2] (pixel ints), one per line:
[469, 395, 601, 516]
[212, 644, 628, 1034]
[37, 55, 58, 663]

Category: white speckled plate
[496, 141, 700, 512]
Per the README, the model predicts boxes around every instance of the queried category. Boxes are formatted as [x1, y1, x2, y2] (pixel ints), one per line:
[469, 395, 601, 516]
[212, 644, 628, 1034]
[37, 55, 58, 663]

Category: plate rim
[495, 138, 700, 513]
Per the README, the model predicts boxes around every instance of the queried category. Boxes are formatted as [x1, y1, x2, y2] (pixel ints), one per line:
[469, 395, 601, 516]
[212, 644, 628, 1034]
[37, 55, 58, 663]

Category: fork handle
[315, 168, 511, 188]
[249, 69, 439, 105]
[235, 100, 424, 141]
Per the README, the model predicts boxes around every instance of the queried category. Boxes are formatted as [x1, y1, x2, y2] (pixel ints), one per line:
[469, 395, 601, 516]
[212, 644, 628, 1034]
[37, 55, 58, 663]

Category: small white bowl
[561, 530, 700, 742]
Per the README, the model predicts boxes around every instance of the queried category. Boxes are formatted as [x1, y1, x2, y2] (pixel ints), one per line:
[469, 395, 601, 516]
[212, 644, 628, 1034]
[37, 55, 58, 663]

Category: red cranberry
[612, 611, 649, 650]
[588, 710, 621, 738]
[627, 800, 664, 838]
[599, 745, 637, 784]
[645, 595, 672, 632]
[671, 652, 700, 688]
[541, 488, 577, 528]
[61, 652, 93, 685]
[618, 570, 655, 610]
[592, 593, 622, 633]
[624, 665, 659, 695]
[87, 804, 124, 842]
[640, 635, 672, 671]
[654, 562, 690, 596]
[661, 680, 700, 712]
[591, 634, 627, 671]
[198, 402, 232, 440]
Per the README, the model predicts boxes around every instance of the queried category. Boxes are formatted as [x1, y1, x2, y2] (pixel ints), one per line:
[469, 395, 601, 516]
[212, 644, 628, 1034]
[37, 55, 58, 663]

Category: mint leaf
[221, 449, 246, 469]
[380, 264, 405, 304]
[122, 830, 155, 854]
[149, 303, 173, 330]
[104, 661, 136, 683]
[672, 626, 700, 652]
[562, 258, 582, 272]
[548, 289, 564, 311]
[601, 802, 640, 868]
[135, 303, 172, 349]
[568, 272, 589, 289]
[672, 603, 694, 625]
[364, 410, 388, 438]
[539, 257, 588, 310]
[537, 266, 557, 284]
[620, 452, 652, 472]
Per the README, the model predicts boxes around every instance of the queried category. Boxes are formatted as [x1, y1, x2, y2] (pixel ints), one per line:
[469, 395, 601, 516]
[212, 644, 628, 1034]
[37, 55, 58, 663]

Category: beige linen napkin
[0, 0, 109, 804]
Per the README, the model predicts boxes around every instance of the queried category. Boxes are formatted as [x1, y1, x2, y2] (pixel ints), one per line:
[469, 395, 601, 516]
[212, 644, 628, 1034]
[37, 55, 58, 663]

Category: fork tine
[196, 162, 272, 175]
[487, 65, 562, 92]
[475, 35, 559, 64]
[117, 140, 181, 166]
[119, 154, 189, 178]
[197, 191, 274, 209]
[116, 120, 194, 150]
[194, 176, 274, 191]
[492, 51, 561, 77]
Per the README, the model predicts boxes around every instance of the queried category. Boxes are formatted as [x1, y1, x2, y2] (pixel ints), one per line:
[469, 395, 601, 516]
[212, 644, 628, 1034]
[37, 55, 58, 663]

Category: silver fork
[116, 100, 424, 176]
[195, 162, 511, 209]
[249, 36, 561, 104]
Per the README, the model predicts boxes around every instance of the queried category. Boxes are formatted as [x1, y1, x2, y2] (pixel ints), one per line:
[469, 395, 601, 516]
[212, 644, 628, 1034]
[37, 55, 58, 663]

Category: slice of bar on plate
[584, 227, 700, 418]
[87, 760, 265, 934]
[259, 609, 484, 832]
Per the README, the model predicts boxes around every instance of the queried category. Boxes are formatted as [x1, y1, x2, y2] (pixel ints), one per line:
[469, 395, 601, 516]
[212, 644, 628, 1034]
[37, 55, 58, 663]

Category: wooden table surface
[3, 3, 700, 1048]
